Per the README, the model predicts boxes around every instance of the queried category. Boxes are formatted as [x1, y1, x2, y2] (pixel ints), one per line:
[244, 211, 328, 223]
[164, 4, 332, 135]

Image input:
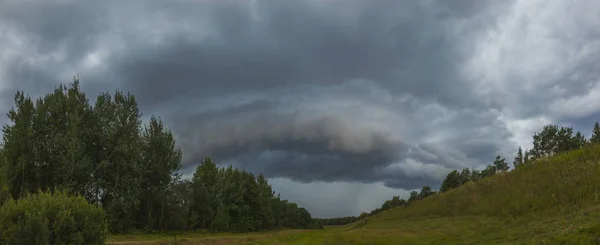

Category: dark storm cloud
[0, 1, 507, 175]
[175, 106, 409, 181]
[0, 1, 105, 54]
[0, 0, 515, 191]
[108, 0, 502, 109]
[103, 0, 516, 189]
[4, 0, 599, 209]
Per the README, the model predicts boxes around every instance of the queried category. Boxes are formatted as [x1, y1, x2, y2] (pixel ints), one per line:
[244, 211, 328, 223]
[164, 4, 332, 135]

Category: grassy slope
[112, 144, 600, 244]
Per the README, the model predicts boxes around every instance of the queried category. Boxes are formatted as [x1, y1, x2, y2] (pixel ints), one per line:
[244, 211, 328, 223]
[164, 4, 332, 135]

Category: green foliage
[0, 78, 192, 233]
[0, 149, 9, 206]
[96, 91, 145, 232]
[138, 116, 183, 231]
[530, 124, 586, 161]
[408, 191, 418, 202]
[492, 155, 509, 173]
[190, 158, 218, 229]
[440, 170, 461, 192]
[419, 185, 434, 199]
[523, 149, 532, 165]
[513, 146, 524, 168]
[0, 191, 107, 245]
[212, 207, 231, 231]
[190, 158, 313, 232]
[2, 90, 36, 199]
[441, 167, 484, 193]
[591, 122, 600, 144]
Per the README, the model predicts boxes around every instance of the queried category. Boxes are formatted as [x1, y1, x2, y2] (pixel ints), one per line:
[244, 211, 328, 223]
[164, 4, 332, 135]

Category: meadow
[111, 144, 600, 245]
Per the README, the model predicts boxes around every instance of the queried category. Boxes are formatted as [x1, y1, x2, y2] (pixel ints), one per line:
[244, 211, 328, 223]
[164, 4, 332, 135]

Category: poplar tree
[591, 122, 600, 144]
[513, 147, 524, 168]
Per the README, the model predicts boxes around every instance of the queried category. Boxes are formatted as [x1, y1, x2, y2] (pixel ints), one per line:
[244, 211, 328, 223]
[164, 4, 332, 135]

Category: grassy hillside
[114, 144, 600, 244]
[259, 143, 600, 244]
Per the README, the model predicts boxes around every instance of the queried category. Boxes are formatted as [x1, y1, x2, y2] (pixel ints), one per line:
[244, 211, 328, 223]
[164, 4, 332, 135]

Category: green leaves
[513, 147, 524, 168]
[493, 155, 509, 174]
[0, 78, 185, 233]
[190, 158, 313, 232]
[530, 125, 587, 161]
[441, 170, 461, 192]
[592, 122, 600, 144]
[0, 191, 107, 245]
[419, 185, 435, 199]
[138, 115, 183, 231]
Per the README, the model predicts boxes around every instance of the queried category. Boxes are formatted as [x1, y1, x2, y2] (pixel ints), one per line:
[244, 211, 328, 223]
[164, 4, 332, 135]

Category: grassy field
[107, 229, 313, 244]
[109, 207, 600, 244]
[111, 144, 600, 244]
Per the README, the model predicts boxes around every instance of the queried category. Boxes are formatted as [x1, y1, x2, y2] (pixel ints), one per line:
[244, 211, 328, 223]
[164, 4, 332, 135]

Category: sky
[1, 0, 600, 218]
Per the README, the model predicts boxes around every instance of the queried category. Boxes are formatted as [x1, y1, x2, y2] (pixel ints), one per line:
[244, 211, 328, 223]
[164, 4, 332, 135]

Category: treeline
[334, 123, 599, 224]
[316, 185, 437, 226]
[0, 79, 315, 233]
[189, 158, 317, 231]
[313, 216, 357, 226]
[440, 124, 592, 193]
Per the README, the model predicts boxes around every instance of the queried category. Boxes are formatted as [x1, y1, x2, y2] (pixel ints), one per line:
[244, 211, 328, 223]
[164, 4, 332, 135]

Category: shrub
[0, 191, 108, 245]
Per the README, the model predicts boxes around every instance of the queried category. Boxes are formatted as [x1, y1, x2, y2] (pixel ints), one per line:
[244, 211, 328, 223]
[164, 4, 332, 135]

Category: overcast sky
[1, 0, 600, 218]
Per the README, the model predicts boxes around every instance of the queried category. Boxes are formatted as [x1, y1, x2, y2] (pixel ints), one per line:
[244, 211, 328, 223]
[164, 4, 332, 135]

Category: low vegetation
[0, 191, 107, 245]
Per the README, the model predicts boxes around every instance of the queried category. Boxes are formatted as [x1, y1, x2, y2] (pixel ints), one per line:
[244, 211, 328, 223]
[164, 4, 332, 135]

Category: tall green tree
[481, 164, 496, 178]
[531, 125, 559, 159]
[408, 191, 419, 202]
[94, 91, 144, 232]
[2, 91, 36, 199]
[572, 131, 587, 149]
[190, 158, 219, 229]
[440, 170, 461, 192]
[470, 169, 482, 181]
[523, 150, 531, 165]
[138, 116, 182, 230]
[0, 146, 9, 205]
[419, 185, 434, 199]
[162, 178, 193, 230]
[1, 79, 95, 201]
[493, 155, 509, 173]
[513, 147, 524, 168]
[531, 125, 585, 161]
[61, 81, 95, 197]
[591, 122, 600, 144]
[256, 174, 275, 229]
[381, 200, 392, 210]
[458, 168, 472, 185]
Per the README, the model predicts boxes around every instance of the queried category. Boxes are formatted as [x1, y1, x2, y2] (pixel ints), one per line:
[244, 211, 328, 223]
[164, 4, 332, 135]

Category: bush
[0, 191, 108, 245]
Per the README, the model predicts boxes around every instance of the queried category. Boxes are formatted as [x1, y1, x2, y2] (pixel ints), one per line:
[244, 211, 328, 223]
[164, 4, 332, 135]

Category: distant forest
[0, 79, 317, 234]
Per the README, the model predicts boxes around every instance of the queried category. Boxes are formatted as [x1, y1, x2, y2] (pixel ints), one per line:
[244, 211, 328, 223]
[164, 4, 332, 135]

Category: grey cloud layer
[0, 0, 518, 190]
[1, 0, 599, 201]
